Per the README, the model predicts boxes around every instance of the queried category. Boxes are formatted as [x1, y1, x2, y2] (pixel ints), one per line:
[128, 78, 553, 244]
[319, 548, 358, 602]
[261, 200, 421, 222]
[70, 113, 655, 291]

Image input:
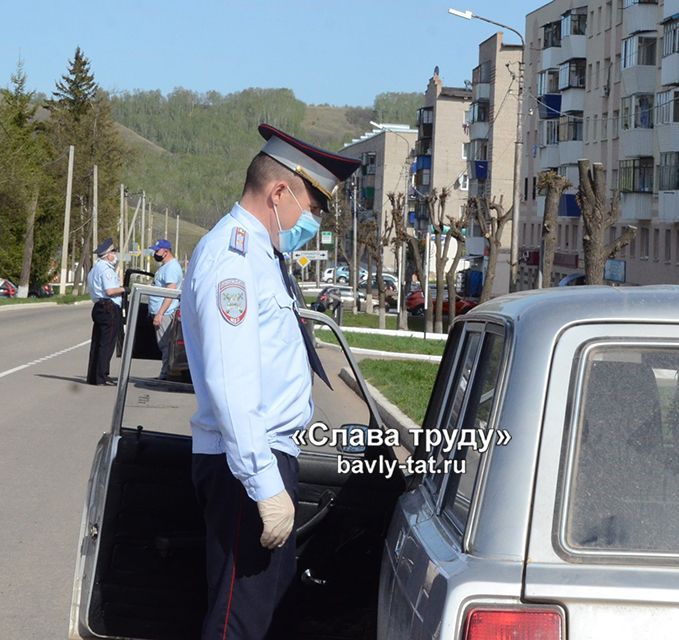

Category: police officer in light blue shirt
[181, 124, 360, 640]
[147, 238, 183, 379]
[86, 238, 126, 385]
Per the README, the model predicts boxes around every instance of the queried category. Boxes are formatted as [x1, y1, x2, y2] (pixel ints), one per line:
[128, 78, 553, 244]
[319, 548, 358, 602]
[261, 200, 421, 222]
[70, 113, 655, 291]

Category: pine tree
[45, 47, 125, 291]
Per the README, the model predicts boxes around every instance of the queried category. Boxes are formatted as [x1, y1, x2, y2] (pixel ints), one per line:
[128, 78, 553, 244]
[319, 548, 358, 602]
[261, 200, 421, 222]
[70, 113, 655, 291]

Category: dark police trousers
[192, 450, 298, 640]
[86, 299, 121, 385]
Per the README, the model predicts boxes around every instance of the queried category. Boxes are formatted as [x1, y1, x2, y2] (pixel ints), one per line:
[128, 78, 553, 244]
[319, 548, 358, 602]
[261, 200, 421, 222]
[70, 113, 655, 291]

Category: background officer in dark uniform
[86, 238, 126, 385]
[181, 124, 360, 639]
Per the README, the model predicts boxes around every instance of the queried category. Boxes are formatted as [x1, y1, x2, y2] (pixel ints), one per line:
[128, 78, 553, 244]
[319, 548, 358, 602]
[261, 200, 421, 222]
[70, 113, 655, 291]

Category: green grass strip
[317, 330, 445, 356]
[358, 359, 438, 424]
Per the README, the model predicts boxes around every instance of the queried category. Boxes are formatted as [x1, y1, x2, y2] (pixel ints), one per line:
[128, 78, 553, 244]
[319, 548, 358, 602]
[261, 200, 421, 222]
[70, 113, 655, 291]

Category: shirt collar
[230, 202, 275, 258]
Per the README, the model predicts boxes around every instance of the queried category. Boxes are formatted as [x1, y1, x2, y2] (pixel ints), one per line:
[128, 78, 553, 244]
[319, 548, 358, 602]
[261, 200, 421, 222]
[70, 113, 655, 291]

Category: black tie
[274, 250, 332, 389]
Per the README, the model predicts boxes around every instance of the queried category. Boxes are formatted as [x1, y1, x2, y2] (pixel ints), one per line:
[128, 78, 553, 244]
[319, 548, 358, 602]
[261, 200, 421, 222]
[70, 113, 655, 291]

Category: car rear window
[564, 344, 679, 556]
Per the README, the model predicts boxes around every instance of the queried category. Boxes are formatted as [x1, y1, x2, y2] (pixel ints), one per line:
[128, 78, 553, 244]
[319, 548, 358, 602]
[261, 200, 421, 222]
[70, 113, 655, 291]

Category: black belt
[95, 299, 118, 307]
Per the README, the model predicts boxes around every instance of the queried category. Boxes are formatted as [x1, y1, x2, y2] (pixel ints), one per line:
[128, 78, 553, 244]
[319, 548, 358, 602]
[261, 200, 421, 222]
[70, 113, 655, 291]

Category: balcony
[537, 144, 560, 171]
[473, 82, 490, 101]
[538, 94, 561, 119]
[619, 192, 654, 222]
[659, 191, 679, 222]
[561, 34, 587, 60]
[541, 46, 563, 70]
[620, 127, 655, 157]
[661, 53, 679, 86]
[469, 121, 490, 140]
[623, 2, 659, 36]
[666, 0, 679, 17]
[620, 65, 657, 95]
[470, 160, 489, 181]
[658, 122, 679, 154]
[560, 88, 585, 112]
[560, 140, 584, 165]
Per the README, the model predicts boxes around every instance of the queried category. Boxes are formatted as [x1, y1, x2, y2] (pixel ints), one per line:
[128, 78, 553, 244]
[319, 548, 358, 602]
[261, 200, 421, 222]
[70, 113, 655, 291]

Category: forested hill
[111, 88, 422, 228]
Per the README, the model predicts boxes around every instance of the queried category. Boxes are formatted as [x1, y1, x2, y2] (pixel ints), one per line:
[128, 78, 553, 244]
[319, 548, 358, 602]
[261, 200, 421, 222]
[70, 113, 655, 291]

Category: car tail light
[464, 607, 563, 640]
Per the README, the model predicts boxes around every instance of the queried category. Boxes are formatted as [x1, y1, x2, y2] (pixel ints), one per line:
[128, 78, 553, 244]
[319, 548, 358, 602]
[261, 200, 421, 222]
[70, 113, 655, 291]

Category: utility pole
[333, 190, 339, 285]
[352, 177, 358, 314]
[59, 145, 75, 295]
[140, 191, 146, 271]
[164, 207, 169, 238]
[175, 214, 180, 259]
[92, 165, 98, 255]
[119, 184, 125, 271]
[147, 199, 153, 271]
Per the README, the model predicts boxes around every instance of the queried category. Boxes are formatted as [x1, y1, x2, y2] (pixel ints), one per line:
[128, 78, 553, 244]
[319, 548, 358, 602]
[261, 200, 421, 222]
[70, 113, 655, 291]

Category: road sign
[321, 231, 333, 245]
[292, 250, 328, 261]
[296, 255, 311, 268]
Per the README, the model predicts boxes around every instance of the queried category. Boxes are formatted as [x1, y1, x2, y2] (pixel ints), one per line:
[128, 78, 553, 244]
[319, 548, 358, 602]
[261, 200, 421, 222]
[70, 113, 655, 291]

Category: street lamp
[448, 8, 525, 292]
[370, 121, 412, 329]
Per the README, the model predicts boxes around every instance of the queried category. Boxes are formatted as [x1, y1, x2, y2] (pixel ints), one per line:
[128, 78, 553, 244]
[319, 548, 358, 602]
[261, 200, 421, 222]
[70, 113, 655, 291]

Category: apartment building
[467, 33, 523, 295]
[520, 0, 679, 288]
[339, 125, 418, 271]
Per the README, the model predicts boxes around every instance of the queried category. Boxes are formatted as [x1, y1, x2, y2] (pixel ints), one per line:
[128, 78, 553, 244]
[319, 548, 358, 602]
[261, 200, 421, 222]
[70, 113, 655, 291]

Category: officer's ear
[269, 180, 289, 208]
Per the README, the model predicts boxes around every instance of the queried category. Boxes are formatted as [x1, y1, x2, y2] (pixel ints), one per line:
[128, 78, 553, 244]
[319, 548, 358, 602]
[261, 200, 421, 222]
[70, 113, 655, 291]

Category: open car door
[69, 283, 406, 640]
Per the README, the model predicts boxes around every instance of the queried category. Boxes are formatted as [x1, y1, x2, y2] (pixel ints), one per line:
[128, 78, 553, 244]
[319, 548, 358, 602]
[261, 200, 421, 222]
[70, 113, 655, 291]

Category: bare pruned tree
[538, 170, 571, 288]
[469, 195, 511, 303]
[576, 159, 636, 285]
[387, 191, 411, 330]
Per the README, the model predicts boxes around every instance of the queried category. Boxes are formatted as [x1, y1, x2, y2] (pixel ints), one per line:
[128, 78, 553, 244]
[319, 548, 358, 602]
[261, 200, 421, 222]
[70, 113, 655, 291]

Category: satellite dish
[434, 65, 440, 76]
[464, 79, 472, 90]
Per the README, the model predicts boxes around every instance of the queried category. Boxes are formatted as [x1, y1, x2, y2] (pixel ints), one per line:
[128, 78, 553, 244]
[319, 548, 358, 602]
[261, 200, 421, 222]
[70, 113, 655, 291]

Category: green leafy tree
[373, 92, 423, 126]
[0, 62, 59, 294]
[45, 47, 125, 292]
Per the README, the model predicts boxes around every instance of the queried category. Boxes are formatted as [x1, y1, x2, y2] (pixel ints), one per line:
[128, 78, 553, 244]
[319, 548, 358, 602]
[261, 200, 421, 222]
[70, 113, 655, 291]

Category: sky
[2, 0, 541, 107]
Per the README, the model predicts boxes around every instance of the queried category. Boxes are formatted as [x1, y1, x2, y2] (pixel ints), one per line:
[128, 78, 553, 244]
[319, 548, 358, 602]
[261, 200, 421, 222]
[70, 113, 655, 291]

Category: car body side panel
[525, 323, 679, 639]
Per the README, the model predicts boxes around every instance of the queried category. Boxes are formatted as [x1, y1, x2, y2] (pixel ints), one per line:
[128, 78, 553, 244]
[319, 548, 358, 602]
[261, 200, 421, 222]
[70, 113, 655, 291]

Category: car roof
[468, 285, 679, 330]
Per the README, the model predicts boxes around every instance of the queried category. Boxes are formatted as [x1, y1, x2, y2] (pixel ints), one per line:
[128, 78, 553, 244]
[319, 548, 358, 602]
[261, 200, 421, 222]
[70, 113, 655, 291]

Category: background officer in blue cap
[86, 238, 127, 385]
[181, 124, 359, 639]
[147, 238, 183, 379]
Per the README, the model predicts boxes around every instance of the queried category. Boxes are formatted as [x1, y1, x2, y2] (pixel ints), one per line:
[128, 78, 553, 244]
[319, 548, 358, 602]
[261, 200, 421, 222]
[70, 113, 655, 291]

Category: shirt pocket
[273, 291, 300, 341]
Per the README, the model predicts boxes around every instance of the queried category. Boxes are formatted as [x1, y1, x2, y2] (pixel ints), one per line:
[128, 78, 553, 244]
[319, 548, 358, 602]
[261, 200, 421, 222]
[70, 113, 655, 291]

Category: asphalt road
[0, 303, 122, 638]
[0, 302, 374, 639]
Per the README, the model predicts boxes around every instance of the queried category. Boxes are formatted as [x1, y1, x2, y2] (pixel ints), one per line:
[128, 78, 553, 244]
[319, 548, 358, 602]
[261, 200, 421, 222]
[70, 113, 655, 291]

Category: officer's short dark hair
[243, 152, 305, 197]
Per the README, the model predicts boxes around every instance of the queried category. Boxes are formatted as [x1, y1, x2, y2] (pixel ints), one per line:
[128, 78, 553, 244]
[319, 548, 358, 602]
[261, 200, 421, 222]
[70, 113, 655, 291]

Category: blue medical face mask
[273, 187, 321, 253]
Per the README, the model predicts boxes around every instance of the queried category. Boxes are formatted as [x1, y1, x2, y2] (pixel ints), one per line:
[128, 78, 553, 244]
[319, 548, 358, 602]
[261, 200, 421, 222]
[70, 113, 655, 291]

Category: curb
[339, 366, 419, 455]
[317, 339, 441, 363]
[0, 299, 92, 312]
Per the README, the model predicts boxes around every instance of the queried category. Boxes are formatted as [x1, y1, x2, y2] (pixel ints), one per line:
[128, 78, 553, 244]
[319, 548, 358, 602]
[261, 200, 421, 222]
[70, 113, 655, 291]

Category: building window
[470, 139, 488, 161]
[621, 94, 654, 129]
[614, 53, 621, 82]
[619, 157, 654, 193]
[459, 174, 469, 191]
[559, 59, 586, 89]
[559, 111, 584, 141]
[666, 229, 672, 262]
[653, 228, 660, 261]
[606, 1, 613, 29]
[663, 20, 679, 57]
[616, 0, 623, 24]
[537, 68, 560, 95]
[541, 118, 560, 145]
[361, 152, 377, 175]
[561, 7, 587, 36]
[656, 89, 679, 124]
[532, 176, 537, 199]
[462, 142, 470, 159]
[640, 226, 650, 258]
[587, 63, 593, 89]
[595, 61, 601, 89]
[418, 107, 433, 125]
[602, 112, 609, 139]
[613, 109, 620, 137]
[623, 0, 658, 6]
[543, 20, 562, 48]
[585, 116, 590, 141]
[659, 152, 679, 190]
[622, 35, 656, 68]
[524, 177, 529, 201]
[470, 100, 489, 123]
[630, 233, 636, 258]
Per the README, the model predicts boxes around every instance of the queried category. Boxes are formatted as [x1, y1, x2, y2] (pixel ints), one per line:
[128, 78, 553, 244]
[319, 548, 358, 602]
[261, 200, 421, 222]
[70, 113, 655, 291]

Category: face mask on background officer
[269, 179, 322, 253]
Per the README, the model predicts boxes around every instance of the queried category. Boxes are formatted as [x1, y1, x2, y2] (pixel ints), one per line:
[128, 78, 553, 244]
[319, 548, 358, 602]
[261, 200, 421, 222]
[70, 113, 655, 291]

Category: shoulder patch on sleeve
[229, 226, 248, 256]
[218, 278, 247, 325]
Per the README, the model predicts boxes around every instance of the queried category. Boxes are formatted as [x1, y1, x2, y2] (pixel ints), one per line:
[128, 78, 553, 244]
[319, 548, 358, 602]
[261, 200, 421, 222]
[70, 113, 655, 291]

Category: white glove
[257, 489, 295, 550]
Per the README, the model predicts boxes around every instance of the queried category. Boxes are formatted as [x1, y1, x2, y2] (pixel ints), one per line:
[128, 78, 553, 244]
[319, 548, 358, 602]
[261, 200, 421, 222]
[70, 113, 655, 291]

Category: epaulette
[229, 226, 248, 256]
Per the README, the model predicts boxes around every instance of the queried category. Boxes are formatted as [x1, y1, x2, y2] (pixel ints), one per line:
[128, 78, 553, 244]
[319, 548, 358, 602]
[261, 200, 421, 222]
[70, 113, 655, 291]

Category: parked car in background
[358, 276, 398, 310]
[314, 285, 366, 311]
[28, 282, 54, 298]
[323, 265, 368, 284]
[0, 278, 17, 298]
[405, 286, 477, 316]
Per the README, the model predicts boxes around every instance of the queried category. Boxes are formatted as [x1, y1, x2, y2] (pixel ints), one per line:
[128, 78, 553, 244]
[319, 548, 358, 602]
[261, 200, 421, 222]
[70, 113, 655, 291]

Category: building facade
[340, 125, 418, 271]
[520, 0, 679, 288]
[467, 33, 523, 295]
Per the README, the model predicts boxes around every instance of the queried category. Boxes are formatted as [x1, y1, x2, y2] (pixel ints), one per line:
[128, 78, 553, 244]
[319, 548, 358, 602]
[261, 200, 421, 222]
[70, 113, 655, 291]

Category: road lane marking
[0, 340, 91, 379]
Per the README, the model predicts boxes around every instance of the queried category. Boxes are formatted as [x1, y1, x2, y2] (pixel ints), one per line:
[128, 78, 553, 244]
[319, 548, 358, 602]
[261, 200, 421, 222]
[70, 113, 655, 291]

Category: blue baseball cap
[149, 239, 172, 251]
